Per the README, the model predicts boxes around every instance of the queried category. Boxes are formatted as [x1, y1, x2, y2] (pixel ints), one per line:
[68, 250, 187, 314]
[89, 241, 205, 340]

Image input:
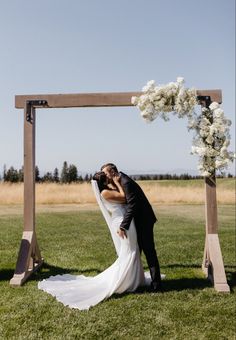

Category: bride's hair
[101, 163, 118, 173]
[92, 171, 109, 192]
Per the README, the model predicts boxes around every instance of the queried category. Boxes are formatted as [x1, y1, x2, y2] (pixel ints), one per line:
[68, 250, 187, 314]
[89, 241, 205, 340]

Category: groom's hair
[101, 163, 118, 173]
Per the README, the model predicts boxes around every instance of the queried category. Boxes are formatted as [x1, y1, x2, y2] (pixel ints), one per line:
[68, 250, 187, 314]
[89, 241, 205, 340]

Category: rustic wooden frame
[10, 89, 230, 292]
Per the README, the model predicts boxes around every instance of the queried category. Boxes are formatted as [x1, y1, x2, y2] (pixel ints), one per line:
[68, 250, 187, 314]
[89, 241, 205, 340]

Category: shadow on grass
[0, 268, 15, 281]
[1, 263, 235, 292]
[31, 262, 103, 281]
[225, 267, 236, 292]
[112, 265, 236, 299]
[0, 262, 102, 283]
[110, 277, 211, 301]
[160, 263, 201, 269]
[159, 277, 212, 292]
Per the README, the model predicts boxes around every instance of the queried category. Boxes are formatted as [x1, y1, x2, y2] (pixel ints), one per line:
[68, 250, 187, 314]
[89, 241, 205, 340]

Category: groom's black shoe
[151, 280, 163, 292]
[150, 266, 163, 293]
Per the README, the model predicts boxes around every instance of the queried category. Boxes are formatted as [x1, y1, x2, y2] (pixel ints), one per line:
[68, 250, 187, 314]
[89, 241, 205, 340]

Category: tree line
[131, 173, 234, 180]
[1, 162, 234, 183]
[1, 162, 93, 183]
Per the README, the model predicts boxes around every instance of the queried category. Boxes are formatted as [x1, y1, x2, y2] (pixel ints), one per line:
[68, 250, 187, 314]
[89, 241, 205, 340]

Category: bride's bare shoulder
[101, 189, 114, 199]
[101, 189, 126, 203]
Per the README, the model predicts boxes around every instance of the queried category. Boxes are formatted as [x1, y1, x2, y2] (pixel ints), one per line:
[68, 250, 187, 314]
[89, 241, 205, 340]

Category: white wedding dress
[38, 181, 148, 310]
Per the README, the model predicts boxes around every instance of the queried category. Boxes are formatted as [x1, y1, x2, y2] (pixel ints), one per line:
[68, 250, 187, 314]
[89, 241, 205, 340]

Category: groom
[101, 163, 163, 292]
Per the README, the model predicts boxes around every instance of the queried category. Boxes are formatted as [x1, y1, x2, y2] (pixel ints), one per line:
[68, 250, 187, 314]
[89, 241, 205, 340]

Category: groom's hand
[117, 228, 127, 239]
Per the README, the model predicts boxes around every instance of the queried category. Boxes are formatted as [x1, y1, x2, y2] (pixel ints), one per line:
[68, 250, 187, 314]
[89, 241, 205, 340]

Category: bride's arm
[101, 176, 126, 203]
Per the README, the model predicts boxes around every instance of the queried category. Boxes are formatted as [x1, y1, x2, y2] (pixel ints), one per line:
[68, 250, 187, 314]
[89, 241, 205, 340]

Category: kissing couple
[38, 163, 163, 310]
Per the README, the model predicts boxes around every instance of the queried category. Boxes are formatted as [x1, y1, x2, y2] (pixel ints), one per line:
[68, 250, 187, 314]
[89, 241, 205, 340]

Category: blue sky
[0, 0, 235, 176]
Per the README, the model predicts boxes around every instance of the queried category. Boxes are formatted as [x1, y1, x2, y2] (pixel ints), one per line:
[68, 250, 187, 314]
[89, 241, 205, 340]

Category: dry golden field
[0, 179, 234, 206]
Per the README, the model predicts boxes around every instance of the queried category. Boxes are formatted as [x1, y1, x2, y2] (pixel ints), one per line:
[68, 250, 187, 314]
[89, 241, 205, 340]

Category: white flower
[177, 77, 185, 85]
[214, 108, 224, 118]
[202, 170, 212, 177]
[206, 135, 214, 144]
[215, 159, 228, 169]
[131, 96, 138, 105]
[209, 102, 220, 110]
[142, 80, 156, 92]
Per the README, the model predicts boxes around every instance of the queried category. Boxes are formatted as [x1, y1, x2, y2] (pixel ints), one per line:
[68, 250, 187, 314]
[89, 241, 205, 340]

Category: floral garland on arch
[131, 78, 235, 177]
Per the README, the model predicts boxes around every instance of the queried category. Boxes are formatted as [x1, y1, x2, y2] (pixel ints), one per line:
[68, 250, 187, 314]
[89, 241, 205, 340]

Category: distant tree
[42, 172, 53, 182]
[3, 164, 7, 181]
[78, 175, 83, 183]
[68, 164, 78, 183]
[35, 166, 41, 182]
[84, 173, 90, 182]
[18, 166, 24, 182]
[53, 167, 59, 182]
[227, 173, 233, 178]
[61, 161, 69, 183]
[180, 173, 190, 180]
[5, 166, 19, 182]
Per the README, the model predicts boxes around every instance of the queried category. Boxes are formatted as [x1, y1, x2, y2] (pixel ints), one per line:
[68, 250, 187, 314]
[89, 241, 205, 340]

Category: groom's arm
[119, 181, 137, 231]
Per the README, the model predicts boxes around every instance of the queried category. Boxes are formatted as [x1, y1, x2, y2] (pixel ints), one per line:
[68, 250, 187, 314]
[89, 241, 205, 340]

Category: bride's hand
[113, 175, 120, 184]
[117, 228, 127, 239]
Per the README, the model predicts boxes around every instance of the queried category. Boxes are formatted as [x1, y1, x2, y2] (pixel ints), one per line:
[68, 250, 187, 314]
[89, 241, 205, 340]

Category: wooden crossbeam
[15, 89, 222, 109]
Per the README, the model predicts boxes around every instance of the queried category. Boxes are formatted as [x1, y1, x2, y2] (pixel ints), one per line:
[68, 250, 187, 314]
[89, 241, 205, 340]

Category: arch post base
[202, 234, 230, 293]
[10, 231, 43, 287]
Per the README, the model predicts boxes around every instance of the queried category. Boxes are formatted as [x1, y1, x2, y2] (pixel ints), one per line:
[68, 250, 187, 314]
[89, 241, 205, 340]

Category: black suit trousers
[135, 223, 159, 269]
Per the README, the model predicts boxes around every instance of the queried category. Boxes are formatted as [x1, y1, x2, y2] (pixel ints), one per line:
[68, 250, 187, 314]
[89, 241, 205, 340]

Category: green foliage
[53, 168, 59, 183]
[0, 206, 235, 339]
[42, 172, 53, 182]
[68, 164, 78, 183]
[35, 166, 40, 182]
[4, 166, 19, 182]
[60, 162, 78, 183]
[60, 161, 69, 183]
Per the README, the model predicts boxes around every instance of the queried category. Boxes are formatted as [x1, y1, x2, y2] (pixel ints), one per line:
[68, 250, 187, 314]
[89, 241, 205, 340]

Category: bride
[38, 171, 150, 310]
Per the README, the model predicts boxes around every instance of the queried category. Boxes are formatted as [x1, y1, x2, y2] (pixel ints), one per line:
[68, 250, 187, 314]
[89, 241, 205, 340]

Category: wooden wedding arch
[10, 89, 230, 293]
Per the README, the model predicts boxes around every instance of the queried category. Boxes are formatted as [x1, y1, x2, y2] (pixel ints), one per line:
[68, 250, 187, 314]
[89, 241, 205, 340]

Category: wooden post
[10, 103, 43, 286]
[199, 96, 230, 292]
[203, 175, 230, 292]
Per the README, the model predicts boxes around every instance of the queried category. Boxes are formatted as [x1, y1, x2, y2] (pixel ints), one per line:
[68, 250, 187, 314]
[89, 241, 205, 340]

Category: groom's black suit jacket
[119, 172, 157, 232]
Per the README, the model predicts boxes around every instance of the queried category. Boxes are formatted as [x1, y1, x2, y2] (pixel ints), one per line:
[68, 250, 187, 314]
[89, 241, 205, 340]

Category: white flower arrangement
[132, 78, 235, 177]
[131, 77, 197, 122]
[189, 103, 235, 177]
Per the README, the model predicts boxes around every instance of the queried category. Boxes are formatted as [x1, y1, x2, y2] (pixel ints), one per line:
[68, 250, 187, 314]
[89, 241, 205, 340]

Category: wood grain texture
[15, 89, 222, 109]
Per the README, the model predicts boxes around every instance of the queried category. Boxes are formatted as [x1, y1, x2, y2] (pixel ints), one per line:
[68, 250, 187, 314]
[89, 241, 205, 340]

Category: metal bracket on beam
[197, 95, 211, 108]
[26, 100, 48, 122]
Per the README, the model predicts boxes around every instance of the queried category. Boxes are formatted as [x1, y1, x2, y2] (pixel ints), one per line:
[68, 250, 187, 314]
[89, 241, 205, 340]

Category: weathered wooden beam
[10, 103, 43, 286]
[24, 103, 35, 231]
[10, 231, 43, 286]
[205, 176, 218, 234]
[207, 234, 230, 292]
[15, 89, 222, 109]
[202, 165, 230, 292]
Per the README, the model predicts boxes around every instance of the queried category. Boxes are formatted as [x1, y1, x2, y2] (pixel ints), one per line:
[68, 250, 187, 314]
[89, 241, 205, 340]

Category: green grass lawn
[0, 205, 235, 339]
